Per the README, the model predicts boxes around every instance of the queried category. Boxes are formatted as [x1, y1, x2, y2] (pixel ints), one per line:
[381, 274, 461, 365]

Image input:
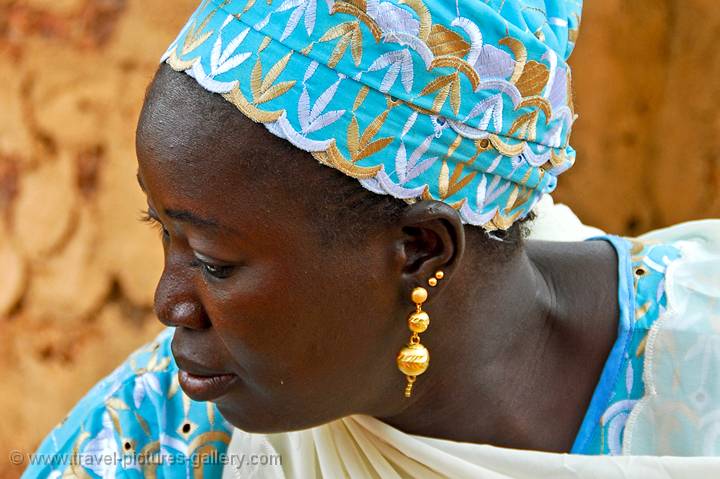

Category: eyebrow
[136, 171, 238, 234]
[164, 209, 226, 231]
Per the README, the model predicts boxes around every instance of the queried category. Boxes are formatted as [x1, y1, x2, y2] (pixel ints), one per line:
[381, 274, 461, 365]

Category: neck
[378, 239, 619, 453]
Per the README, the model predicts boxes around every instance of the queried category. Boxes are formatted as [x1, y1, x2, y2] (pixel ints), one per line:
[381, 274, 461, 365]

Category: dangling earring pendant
[396, 271, 443, 397]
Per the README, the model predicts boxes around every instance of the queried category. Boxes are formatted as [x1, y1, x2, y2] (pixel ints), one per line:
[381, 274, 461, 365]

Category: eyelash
[194, 260, 235, 280]
[139, 209, 234, 280]
[139, 209, 169, 239]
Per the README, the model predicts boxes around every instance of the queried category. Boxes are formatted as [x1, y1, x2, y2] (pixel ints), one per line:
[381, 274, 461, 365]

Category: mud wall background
[1, 0, 718, 476]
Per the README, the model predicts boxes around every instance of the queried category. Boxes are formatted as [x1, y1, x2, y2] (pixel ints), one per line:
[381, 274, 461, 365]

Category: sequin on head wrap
[162, 0, 583, 231]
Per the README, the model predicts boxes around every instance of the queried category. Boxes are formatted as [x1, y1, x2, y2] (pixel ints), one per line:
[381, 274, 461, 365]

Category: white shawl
[222, 415, 719, 478]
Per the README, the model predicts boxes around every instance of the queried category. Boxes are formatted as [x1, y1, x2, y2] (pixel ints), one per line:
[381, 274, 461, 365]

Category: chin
[214, 396, 317, 434]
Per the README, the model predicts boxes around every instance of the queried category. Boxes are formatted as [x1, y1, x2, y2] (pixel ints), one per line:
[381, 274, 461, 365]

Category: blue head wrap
[162, 0, 582, 230]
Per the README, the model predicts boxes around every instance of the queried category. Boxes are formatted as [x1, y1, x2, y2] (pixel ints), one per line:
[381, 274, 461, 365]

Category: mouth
[172, 341, 239, 402]
[177, 369, 238, 401]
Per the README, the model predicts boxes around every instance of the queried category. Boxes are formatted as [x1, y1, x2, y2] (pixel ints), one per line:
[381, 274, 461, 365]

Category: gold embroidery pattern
[160, 0, 583, 230]
[38, 329, 234, 478]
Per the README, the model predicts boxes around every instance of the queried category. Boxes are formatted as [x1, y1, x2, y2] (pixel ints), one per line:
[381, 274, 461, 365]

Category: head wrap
[162, 0, 582, 230]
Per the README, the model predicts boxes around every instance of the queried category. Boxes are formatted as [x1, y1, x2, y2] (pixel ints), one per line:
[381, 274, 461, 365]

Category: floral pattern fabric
[571, 235, 682, 455]
[161, 0, 583, 231]
[24, 329, 233, 478]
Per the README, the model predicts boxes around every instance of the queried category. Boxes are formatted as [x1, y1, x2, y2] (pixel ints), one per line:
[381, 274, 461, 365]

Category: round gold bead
[408, 311, 430, 333]
[435, 271, 444, 280]
[397, 343, 430, 376]
[428, 278, 438, 287]
[411, 287, 428, 305]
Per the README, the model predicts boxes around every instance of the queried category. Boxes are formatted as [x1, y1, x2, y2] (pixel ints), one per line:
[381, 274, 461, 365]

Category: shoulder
[24, 328, 233, 478]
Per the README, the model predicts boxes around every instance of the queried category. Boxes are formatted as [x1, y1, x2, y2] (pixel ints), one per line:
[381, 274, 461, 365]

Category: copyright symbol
[9, 450, 24, 465]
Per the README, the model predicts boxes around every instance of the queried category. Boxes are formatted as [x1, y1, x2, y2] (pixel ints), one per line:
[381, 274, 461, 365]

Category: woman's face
[135, 67, 411, 432]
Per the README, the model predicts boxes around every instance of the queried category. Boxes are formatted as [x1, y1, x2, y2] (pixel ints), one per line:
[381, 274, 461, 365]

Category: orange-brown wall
[557, 0, 720, 233]
[1, 1, 718, 477]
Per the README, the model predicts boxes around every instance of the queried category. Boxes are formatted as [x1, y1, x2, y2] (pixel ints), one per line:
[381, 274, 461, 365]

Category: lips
[177, 369, 238, 401]
[172, 340, 238, 401]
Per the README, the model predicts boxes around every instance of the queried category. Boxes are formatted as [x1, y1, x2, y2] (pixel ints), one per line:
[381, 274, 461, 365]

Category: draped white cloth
[222, 415, 720, 478]
[223, 197, 720, 478]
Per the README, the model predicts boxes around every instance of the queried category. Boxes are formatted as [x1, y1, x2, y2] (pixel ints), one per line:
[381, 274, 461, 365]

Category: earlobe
[398, 200, 465, 293]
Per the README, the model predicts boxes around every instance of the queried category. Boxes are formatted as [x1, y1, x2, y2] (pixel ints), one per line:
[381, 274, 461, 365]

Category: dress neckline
[570, 235, 635, 453]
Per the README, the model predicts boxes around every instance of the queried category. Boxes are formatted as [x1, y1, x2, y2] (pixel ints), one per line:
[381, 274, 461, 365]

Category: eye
[193, 254, 235, 280]
[140, 209, 170, 241]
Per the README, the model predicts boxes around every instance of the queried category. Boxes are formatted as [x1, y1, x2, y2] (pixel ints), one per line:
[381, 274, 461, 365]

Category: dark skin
[135, 65, 619, 453]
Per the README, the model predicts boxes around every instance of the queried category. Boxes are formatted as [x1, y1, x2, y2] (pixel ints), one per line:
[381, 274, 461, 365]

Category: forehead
[138, 66, 257, 182]
[135, 65, 312, 228]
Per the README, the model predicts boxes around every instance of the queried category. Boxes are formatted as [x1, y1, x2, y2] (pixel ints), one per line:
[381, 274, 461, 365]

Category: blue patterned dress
[570, 236, 682, 454]
[23, 235, 683, 477]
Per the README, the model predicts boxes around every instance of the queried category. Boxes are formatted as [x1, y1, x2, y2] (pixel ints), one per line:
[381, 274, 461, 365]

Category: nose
[154, 259, 210, 330]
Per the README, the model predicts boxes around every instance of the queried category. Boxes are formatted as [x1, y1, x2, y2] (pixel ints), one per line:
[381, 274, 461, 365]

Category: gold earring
[396, 271, 443, 397]
[428, 270, 444, 287]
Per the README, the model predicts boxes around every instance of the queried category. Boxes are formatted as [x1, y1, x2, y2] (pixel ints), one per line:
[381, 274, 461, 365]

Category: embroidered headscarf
[162, 0, 582, 231]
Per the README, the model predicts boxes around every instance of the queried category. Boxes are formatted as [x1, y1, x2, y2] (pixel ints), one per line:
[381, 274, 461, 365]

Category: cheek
[199, 251, 400, 387]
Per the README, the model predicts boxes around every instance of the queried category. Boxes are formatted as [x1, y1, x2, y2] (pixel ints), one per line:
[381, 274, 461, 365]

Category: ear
[396, 200, 465, 299]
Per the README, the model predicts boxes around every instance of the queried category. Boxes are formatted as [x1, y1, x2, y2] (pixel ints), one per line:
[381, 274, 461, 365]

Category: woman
[25, 0, 720, 477]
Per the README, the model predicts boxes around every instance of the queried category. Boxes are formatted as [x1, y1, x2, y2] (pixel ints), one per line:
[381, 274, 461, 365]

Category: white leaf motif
[298, 86, 311, 132]
[278, 0, 317, 40]
[475, 175, 488, 209]
[210, 28, 251, 76]
[407, 156, 438, 183]
[282, 4, 305, 40]
[304, 0, 317, 35]
[403, 134, 437, 182]
[304, 61, 319, 82]
[395, 142, 407, 182]
[466, 94, 503, 132]
[214, 52, 251, 75]
[305, 110, 345, 134]
[310, 78, 341, 121]
[401, 111, 418, 137]
[367, 50, 414, 93]
[220, 28, 250, 64]
[299, 78, 345, 134]
[407, 135, 432, 170]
